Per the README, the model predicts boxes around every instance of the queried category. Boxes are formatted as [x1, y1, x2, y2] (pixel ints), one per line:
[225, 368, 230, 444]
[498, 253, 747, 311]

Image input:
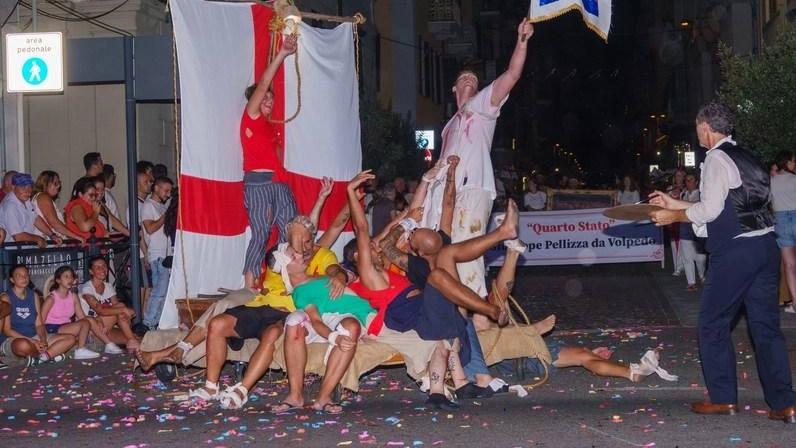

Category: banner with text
[485, 208, 663, 267]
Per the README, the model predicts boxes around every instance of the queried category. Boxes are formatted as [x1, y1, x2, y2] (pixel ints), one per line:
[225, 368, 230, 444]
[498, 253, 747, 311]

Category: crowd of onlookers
[0, 153, 176, 369]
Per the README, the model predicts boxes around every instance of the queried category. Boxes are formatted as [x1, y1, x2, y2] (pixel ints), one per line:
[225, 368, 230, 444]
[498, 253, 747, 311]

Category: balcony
[428, 0, 461, 40]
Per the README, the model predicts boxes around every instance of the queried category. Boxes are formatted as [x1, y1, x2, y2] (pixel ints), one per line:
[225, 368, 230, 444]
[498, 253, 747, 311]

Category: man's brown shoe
[691, 401, 738, 415]
[768, 405, 796, 423]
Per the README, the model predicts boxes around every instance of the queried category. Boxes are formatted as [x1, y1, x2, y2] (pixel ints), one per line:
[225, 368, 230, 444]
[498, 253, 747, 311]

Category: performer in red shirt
[240, 34, 299, 289]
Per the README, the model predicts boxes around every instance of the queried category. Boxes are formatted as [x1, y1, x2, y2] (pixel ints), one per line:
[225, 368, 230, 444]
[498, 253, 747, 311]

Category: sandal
[314, 402, 343, 415]
[188, 382, 220, 401]
[630, 350, 678, 382]
[641, 350, 678, 381]
[219, 382, 249, 409]
[271, 401, 303, 414]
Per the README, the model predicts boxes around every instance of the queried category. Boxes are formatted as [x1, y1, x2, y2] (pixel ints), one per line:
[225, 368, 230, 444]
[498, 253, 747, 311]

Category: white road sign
[6, 32, 64, 93]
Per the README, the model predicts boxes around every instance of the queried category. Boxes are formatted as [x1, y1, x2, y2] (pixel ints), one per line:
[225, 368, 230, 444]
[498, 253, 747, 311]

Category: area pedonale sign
[6, 32, 64, 93]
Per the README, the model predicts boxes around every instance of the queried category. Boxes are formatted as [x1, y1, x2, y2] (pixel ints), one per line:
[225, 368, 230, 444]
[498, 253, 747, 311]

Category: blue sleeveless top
[2, 288, 38, 341]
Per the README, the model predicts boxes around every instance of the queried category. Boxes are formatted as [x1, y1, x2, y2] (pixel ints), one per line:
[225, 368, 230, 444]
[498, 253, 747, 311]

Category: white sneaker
[104, 342, 124, 355]
[74, 347, 101, 360]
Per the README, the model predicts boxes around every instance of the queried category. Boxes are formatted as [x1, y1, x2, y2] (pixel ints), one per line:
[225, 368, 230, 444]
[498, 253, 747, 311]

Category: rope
[267, 43, 301, 124]
[171, 25, 193, 323]
[482, 280, 550, 390]
[353, 18, 360, 85]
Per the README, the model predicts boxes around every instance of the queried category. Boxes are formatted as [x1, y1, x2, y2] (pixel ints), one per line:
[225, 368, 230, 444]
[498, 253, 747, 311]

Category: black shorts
[223, 305, 288, 351]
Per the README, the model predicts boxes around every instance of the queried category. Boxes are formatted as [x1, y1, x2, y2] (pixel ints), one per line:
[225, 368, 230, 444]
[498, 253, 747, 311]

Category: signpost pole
[124, 36, 142, 324]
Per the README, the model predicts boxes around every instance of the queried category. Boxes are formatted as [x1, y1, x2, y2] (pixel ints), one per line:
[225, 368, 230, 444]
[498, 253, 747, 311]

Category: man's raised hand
[518, 17, 534, 43]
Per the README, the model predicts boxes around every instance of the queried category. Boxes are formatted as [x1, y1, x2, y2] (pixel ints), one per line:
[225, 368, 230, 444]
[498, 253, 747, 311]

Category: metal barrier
[0, 235, 130, 295]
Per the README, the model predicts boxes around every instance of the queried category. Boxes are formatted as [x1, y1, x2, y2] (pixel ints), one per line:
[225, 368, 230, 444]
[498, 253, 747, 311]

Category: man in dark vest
[648, 101, 796, 422]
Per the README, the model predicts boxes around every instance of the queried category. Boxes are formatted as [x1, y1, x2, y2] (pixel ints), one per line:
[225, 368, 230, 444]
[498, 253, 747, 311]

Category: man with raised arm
[421, 18, 534, 329]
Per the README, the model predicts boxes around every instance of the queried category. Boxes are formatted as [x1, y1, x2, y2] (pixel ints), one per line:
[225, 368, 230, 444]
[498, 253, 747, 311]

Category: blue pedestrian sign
[22, 57, 48, 85]
[5, 32, 64, 93]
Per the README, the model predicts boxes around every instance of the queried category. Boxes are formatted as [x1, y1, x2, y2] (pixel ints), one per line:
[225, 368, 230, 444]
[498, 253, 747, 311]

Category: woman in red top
[240, 34, 300, 289]
[65, 176, 107, 240]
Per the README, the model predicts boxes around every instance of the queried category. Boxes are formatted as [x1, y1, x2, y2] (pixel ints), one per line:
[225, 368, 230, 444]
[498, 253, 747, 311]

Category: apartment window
[429, 0, 456, 22]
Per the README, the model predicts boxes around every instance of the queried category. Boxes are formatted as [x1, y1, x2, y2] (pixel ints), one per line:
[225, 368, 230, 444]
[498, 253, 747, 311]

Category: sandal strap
[219, 382, 249, 409]
[188, 381, 219, 401]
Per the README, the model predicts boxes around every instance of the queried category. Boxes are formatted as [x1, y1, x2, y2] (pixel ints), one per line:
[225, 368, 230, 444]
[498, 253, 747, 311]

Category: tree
[719, 25, 796, 163]
[359, 97, 428, 181]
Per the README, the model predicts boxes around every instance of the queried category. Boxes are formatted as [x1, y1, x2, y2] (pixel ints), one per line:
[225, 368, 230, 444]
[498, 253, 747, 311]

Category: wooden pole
[200, 0, 366, 24]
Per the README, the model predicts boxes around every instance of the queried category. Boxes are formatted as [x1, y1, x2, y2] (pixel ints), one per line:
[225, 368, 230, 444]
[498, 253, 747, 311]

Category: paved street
[2, 261, 796, 447]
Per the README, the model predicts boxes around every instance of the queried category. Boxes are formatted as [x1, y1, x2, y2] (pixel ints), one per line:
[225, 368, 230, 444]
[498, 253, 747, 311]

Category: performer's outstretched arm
[245, 34, 297, 119]
[490, 18, 533, 107]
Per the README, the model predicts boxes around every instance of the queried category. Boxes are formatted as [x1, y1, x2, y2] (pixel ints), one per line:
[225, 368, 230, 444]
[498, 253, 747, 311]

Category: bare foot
[592, 346, 613, 360]
[271, 399, 304, 414]
[531, 314, 556, 335]
[135, 345, 178, 371]
[312, 401, 343, 414]
[499, 199, 520, 240]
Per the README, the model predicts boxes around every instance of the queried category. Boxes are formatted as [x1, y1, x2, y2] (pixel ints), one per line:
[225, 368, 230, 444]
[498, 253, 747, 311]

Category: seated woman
[0, 264, 75, 364]
[65, 177, 108, 241]
[80, 256, 139, 353]
[135, 178, 348, 370]
[32, 171, 86, 243]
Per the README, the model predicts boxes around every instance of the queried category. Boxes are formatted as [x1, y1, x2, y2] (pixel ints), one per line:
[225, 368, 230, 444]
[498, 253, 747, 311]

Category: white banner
[485, 208, 663, 266]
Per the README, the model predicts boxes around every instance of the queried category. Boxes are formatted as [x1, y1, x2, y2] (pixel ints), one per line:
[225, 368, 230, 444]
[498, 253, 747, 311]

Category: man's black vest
[704, 142, 774, 253]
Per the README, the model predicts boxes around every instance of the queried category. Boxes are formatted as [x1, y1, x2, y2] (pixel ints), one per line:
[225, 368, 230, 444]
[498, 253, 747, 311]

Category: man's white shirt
[141, 197, 170, 260]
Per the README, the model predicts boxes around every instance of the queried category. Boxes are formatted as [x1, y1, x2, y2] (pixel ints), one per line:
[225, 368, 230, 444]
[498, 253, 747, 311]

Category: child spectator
[42, 266, 120, 359]
[0, 264, 74, 364]
[80, 256, 139, 353]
